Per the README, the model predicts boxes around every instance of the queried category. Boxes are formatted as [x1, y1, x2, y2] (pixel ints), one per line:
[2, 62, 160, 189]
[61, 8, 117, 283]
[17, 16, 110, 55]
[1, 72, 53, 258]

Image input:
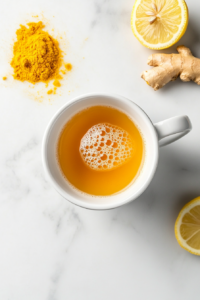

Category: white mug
[42, 93, 192, 210]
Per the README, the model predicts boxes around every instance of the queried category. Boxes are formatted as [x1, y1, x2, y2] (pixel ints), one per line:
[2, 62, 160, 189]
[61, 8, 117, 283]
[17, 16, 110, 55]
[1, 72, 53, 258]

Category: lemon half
[175, 197, 200, 255]
[131, 0, 189, 49]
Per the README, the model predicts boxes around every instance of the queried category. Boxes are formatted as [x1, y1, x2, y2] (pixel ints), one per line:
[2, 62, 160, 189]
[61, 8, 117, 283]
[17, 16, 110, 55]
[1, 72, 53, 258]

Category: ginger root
[141, 46, 200, 91]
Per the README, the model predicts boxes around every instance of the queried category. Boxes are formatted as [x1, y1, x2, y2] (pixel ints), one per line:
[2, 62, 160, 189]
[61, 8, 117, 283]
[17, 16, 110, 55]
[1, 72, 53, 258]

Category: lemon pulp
[131, 0, 189, 49]
[175, 197, 200, 255]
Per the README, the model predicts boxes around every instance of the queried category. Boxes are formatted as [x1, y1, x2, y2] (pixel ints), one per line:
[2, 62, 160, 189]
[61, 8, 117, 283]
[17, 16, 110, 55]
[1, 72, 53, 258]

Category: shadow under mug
[42, 93, 192, 210]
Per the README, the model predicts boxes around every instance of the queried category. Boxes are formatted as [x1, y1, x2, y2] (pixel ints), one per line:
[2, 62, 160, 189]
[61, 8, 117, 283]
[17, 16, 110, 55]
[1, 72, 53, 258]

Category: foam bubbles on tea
[80, 123, 134, 171]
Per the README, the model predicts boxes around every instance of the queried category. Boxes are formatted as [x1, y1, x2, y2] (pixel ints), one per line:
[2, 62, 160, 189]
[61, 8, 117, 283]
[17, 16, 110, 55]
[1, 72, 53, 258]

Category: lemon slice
[175, 197, 200, 255]
[131, 0, 189, 49]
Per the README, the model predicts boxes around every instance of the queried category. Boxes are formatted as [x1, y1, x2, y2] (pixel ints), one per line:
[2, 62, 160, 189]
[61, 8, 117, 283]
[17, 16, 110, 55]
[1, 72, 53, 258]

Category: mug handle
[154, 115, 192, 147]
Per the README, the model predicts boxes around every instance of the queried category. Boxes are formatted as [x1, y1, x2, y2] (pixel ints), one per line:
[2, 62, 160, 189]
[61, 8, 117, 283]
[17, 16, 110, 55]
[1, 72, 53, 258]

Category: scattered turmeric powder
[11, 21, 62, 84]
[56, 74, 63, 80]
[53, 87, 57, 94]
[2, 76, 7, 80]
[53, 79, 61, 87]
[10, 21, 73, 98]
[65, 63, 72, 71]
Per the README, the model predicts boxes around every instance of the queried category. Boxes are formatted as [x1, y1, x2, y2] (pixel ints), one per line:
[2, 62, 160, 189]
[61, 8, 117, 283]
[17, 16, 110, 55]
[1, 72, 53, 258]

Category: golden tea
[57, 106, 144, 196]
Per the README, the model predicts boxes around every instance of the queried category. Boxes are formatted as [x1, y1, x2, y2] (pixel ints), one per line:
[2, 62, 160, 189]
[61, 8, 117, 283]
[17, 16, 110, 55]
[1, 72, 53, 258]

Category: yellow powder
[56, 74, 63, 80]
[61, 70, 66, 75]
[53, 79, 61, 87]
[2, 77, 7, 80]
[11, 22, 62, 84]
[47, 89, 53, 94]
[65, 63, 72, 71]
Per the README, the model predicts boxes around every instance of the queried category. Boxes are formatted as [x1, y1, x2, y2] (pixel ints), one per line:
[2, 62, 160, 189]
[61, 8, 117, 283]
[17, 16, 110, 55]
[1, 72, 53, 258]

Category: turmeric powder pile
[11, 22, 62, 84]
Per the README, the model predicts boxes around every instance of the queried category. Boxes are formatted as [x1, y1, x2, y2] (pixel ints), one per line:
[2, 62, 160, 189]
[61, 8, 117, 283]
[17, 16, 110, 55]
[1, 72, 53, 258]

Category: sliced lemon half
[175, 197, 200, 255]
[131, 0, 189, 49]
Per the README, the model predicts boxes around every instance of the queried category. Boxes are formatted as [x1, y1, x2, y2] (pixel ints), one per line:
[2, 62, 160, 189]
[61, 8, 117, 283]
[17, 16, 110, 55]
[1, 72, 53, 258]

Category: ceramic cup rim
[42, 93, 159, 210]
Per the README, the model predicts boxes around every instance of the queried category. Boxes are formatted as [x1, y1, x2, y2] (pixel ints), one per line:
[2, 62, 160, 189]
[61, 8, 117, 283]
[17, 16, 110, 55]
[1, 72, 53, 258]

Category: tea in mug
[57, 106, 144, 196]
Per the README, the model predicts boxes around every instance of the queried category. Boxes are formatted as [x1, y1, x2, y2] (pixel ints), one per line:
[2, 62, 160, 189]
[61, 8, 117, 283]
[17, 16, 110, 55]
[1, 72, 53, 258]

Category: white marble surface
[0, 0, 200, 299]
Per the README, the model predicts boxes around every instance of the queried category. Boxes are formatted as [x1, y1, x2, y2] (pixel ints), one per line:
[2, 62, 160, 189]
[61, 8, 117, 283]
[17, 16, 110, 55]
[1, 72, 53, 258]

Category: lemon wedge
[131, 0, 189, 49]
[175, 197, 200, 255]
